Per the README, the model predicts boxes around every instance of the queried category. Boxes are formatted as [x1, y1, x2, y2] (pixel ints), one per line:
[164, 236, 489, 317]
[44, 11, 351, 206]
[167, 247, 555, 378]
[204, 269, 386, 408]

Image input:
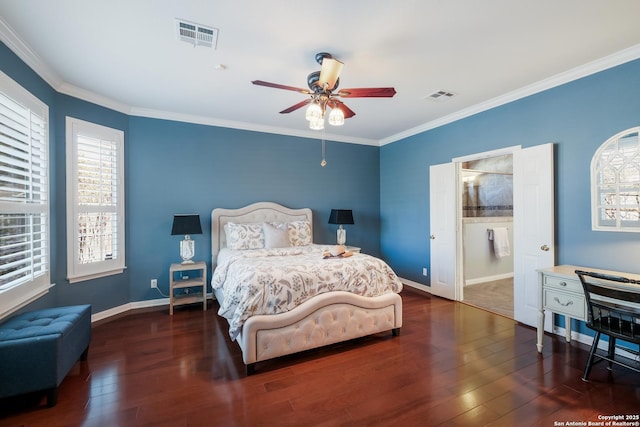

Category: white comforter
[212, 245, 403, 340]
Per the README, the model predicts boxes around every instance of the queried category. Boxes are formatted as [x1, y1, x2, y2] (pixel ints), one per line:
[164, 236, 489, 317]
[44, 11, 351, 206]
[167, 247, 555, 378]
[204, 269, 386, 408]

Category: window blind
[0, 75, 50, 303]
[76, 135, 119, 264]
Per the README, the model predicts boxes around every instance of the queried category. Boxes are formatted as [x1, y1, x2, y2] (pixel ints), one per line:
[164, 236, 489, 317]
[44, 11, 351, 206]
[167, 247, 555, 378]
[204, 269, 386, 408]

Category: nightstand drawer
[544, 289, 586, 319]
[544, 275, 582, 293]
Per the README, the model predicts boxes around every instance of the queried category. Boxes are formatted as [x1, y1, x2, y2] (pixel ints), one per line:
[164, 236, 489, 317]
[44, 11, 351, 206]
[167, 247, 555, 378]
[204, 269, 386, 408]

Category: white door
[513, 143, 555, 328]
[429, 162, 457, 300]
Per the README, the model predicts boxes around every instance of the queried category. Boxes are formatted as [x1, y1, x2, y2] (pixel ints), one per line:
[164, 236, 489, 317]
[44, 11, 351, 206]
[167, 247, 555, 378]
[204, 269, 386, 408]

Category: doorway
[429, 143, 554, 328]
[459, 154, 514, 318]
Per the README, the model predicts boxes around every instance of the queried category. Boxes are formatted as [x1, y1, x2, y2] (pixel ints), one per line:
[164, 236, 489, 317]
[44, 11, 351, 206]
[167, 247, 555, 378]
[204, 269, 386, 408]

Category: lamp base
[337, 226, 346, 246]
[180, 237, 196, 264]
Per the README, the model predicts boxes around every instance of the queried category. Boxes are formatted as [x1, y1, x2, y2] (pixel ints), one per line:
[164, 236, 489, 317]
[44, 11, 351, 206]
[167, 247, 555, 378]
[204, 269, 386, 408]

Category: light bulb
[305, 102, 322, 121]
[309, 116, 325, 130]
[328, 107, 344, 126]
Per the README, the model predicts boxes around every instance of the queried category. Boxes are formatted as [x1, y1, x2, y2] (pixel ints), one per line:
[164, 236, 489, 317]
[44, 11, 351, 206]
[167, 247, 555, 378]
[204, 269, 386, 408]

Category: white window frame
[66, 117, 125, 282]
[591, 127, 640, 232]
[0, 70, 51, 319]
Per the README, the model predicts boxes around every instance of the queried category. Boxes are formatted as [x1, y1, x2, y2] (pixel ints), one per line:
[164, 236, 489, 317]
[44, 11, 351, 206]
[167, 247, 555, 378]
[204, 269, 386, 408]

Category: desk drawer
[544, 289, 586, 319]
[544, 275, 582, 293]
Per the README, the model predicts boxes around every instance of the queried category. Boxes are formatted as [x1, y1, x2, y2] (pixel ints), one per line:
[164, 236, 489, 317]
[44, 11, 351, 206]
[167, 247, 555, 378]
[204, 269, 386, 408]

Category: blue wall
[3, 34, 640, 321]
[126, 118, 381, 304]
[380, 59, 640, 284]
[0, 41, 381, 314]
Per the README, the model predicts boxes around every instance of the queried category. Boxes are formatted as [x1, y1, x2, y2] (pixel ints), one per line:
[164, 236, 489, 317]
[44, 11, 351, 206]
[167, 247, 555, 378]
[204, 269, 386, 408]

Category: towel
[491, 227, 510, 259]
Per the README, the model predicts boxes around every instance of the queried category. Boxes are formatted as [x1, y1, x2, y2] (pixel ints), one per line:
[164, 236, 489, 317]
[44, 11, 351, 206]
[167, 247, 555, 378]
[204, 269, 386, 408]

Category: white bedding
[212, 244, 403, 340]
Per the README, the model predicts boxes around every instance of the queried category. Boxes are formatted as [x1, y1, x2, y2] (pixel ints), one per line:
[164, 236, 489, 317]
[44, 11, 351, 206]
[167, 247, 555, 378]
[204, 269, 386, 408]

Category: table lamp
[171, 214, 202, 264]
[328, 209, 354, 245]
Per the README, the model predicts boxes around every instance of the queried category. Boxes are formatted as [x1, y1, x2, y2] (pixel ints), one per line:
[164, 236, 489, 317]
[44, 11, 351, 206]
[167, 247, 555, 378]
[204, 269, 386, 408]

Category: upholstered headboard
[211, 202, 313, 269]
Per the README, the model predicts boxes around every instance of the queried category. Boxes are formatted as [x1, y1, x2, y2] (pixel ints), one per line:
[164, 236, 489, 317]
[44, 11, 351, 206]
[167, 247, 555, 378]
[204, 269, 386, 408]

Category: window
[0, 70, 50, 318]
[66, 117, 125, 282]
[591, 127, 640, 232]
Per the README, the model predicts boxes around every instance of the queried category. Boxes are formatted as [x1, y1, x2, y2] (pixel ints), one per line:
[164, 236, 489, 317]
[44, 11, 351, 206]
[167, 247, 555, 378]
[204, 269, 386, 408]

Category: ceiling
[1, 1, 640, 146]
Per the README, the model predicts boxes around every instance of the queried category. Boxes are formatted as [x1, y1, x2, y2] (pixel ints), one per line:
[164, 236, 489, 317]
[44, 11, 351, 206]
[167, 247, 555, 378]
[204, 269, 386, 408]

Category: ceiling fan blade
[332, 100, 356, 118]
[279, 99, 311, 114]
[252, 80, 311, 94]
[318, 58, 344, 91]
[336, 87, 397, 98]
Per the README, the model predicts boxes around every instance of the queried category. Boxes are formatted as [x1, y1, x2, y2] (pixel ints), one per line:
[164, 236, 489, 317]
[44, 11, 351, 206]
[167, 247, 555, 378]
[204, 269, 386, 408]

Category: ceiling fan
[252, 52, 396, 130]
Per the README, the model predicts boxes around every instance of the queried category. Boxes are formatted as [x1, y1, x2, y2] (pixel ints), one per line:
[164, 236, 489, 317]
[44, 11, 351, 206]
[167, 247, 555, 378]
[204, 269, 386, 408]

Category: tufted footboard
[228, 291, 402, 374]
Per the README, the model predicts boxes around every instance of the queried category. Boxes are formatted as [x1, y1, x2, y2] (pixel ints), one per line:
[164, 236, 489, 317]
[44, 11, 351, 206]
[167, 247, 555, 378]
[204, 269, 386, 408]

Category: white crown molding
[57, 82, 132, 115]
[379, 43, 640, 146]
[129, 107, 379, 146]
[0, 16, 63, 89]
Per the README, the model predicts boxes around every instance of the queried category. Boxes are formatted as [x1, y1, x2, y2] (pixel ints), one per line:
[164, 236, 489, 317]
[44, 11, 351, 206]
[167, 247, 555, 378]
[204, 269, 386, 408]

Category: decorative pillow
[288, 220, 312, 246]
[225, 222, 265, 250]
[263, 223, 290, 249]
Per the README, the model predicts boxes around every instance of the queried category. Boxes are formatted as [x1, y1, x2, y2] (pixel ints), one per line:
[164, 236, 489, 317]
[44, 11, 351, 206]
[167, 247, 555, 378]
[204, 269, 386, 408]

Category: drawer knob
[554, 297, 573, 307]
[540, 244, 550, 251]
[559, 281, 567, 287]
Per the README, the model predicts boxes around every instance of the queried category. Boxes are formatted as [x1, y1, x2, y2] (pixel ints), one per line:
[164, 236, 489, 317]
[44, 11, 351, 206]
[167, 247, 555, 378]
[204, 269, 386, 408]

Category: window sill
[0, 282, 55, 320]
[68, 266, 127, 284]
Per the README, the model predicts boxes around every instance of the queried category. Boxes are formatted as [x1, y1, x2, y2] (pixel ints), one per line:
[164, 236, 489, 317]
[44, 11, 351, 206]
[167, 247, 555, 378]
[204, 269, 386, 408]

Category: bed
[211, 202, 403, 374]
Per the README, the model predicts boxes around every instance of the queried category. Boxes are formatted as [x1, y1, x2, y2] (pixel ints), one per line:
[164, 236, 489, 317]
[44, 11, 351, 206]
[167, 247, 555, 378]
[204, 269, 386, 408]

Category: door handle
[540, 245, 549, 251]
[430, 235, 435, 240]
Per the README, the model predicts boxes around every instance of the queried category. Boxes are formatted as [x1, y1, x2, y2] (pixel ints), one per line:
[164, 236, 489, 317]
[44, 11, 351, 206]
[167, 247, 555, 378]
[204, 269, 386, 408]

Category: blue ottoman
[0, 305, 91, 407]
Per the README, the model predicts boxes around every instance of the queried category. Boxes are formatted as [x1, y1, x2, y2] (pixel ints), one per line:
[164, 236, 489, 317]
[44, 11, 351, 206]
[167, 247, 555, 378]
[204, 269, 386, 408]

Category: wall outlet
[422, 268, 428, 276]
[150, 279, 158, 288]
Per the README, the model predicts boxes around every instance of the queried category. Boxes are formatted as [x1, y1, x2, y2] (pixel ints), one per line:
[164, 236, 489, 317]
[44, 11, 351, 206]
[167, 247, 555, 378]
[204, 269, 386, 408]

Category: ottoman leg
[46, 387, 58, 407]
[80, 345, 90, 361]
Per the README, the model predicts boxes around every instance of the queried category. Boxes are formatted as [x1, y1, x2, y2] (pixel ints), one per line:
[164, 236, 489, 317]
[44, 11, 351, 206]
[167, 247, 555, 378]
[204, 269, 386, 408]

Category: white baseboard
[91, 293, 214, 323]
[552, 326, 638, 361]
[400, 277, 431, 294]
[465, 272, 514, 286]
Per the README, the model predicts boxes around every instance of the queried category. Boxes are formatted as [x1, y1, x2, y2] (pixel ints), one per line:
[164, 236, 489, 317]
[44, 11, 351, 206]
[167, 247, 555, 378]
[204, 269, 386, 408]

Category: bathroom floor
[462, 278, 514, 318]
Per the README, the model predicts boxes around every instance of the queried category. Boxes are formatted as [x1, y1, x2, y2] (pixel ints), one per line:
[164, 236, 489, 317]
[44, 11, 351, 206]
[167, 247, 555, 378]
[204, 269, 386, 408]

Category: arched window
[591, 127, 640, 232]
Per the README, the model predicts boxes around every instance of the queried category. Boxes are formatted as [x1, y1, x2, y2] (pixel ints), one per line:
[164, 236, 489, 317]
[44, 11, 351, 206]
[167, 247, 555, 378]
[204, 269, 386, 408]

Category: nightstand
[169, 261, 207, 315]
[346, 246, 361, 253]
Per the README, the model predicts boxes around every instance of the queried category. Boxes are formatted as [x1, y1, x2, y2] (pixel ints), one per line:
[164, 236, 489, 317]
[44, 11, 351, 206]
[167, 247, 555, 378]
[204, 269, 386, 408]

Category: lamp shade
[328, 209, 354, 225]
[171, 214, 202, 236]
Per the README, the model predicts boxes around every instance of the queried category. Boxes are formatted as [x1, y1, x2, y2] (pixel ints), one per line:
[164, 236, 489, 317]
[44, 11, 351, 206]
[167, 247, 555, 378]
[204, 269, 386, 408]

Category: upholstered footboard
[230, 291, 402, 374]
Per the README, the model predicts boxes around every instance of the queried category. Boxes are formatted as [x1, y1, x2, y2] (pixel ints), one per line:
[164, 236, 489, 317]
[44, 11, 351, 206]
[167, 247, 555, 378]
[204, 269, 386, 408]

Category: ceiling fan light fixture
[328, 106, 345, 126]
[252, 53, 395, 133]
[305, 102, 322, 121]
[309, 116, 325, 130]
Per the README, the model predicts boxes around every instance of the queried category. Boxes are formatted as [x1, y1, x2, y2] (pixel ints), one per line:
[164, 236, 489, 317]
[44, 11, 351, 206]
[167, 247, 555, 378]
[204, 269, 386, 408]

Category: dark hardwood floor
[1, 288, 639, 426]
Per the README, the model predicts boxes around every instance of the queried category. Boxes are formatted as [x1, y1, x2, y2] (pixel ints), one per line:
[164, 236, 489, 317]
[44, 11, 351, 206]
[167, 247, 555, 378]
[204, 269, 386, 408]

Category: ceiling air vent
[426, 90, 456, 101]
[176, 19, 218, 48]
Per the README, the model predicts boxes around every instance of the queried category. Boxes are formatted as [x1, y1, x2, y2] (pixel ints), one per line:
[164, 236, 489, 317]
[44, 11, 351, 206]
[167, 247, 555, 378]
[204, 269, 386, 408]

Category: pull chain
[321, 127, 327, 167]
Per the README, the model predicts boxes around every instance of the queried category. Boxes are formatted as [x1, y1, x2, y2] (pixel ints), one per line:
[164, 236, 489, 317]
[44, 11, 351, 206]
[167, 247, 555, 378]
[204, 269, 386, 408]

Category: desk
[536, 265, 640, 353]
